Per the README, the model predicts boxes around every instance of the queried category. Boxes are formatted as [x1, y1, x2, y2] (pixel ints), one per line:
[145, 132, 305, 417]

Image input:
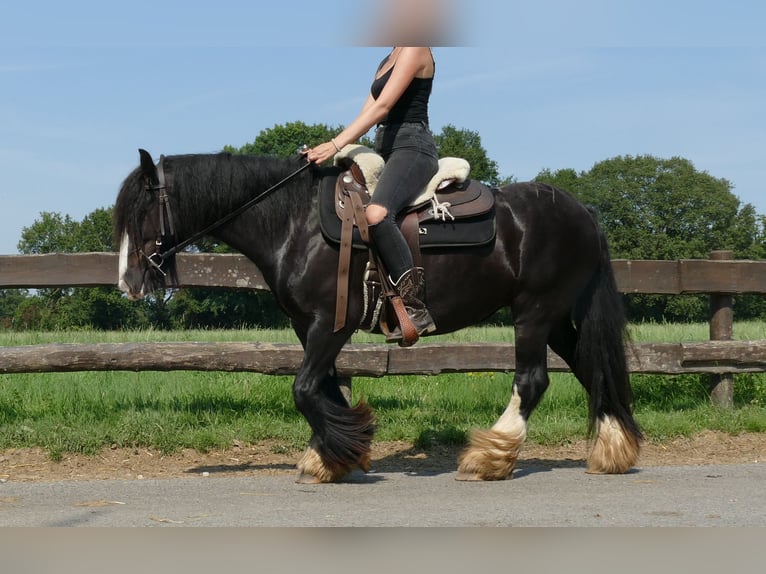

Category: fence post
[708, 250, 734, 408]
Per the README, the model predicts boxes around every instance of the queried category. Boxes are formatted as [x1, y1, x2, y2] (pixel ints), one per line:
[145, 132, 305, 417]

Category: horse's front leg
[291, 326, 376, 483]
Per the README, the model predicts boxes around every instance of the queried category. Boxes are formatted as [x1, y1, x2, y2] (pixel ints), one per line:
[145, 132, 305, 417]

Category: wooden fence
[2, 250, 766, 407]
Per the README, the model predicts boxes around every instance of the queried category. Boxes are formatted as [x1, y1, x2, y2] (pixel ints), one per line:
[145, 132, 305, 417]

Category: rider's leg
[365, 143, 438, 340]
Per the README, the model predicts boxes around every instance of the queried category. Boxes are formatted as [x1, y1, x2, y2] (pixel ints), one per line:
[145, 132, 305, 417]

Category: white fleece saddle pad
[334, 144, 471, 207]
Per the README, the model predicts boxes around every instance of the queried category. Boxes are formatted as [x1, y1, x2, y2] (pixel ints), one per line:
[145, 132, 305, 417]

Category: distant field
[1, 323, 765, 460]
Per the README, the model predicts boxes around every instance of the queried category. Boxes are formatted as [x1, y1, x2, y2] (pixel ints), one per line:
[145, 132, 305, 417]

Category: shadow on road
[182, 443, 602, 482]
[184, 461, 296, 476]
[513, 458, 584, 479]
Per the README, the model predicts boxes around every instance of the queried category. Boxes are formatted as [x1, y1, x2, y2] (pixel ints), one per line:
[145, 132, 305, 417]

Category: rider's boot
[386, 267, 436, 343]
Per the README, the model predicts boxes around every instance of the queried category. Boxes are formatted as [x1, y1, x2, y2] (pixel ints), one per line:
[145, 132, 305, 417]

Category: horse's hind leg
[548, 316, 640, 474]
[457, 322, 550, 481]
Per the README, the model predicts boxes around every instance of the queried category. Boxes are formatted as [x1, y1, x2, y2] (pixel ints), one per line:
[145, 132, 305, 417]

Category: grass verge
[1, 323, 765, 459]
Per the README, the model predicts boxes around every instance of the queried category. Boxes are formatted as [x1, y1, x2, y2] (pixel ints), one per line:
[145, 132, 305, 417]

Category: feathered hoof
[295, 447, 351, 484]
[295, 472, 325, 484]
[295, 445, 373, 484]
[456, 428, 524, 481]
[454, 471, 504, 482]
[357, 450, 372, 473]
[586, 415, 642, 474]
[294, 401, 376, 483]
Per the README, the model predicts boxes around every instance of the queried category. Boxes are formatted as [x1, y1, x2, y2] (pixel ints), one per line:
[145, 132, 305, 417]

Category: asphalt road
[1, 462, 764, 526]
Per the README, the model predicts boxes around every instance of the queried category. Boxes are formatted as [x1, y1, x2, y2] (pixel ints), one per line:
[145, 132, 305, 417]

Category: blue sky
[1, 0, 764, 254]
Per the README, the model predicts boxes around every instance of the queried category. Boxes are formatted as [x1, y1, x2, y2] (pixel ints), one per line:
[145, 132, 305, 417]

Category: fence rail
[1, 341, 765, 376]
[3, 252, 766, 294]
[2, 250, 766, 407]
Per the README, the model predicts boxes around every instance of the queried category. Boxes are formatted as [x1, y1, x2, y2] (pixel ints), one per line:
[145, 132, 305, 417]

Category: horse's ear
[138, 149, 157, 180]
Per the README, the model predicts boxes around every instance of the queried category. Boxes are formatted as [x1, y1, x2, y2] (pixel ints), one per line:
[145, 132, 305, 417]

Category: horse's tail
[574, 219, 643, 472]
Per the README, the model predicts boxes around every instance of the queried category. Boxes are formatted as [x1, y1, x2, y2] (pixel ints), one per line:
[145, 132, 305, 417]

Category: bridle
[137, 154, 314, 281]
[139, 155, 177, 278]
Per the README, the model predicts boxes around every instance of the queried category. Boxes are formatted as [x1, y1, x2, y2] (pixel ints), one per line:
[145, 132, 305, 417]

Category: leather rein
[141, 155, 313, 278]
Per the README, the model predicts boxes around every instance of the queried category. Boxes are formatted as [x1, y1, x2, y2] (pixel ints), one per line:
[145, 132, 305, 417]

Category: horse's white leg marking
[492, 388, 528, 440]
[118, 230, 130, 294]
[457, 388, 527, 481]
[587, 414, 640, 474]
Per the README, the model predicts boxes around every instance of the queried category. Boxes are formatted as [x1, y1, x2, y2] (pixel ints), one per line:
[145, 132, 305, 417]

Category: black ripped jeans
[370, 121, 439, 281]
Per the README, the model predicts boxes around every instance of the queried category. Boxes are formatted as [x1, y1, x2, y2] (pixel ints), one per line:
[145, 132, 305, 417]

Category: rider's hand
[304, 141, 339, 165]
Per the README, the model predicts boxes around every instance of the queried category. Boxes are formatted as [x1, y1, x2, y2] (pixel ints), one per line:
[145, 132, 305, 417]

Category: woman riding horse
[115, 23, 642, 482]
[304, 46, 439, 342]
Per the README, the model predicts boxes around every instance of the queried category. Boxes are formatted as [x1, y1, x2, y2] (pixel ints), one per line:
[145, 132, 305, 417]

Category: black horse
[114, 150, 642, 483]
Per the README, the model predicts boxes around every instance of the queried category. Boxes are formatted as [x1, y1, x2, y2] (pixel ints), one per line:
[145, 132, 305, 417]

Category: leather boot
[386, 267, 437, 343]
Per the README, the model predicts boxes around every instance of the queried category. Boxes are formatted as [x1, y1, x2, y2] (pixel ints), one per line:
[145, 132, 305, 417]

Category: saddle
[320, 145, 497, 337]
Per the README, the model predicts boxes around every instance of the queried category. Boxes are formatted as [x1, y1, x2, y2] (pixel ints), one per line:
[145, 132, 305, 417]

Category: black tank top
[371, 52, 433, 125]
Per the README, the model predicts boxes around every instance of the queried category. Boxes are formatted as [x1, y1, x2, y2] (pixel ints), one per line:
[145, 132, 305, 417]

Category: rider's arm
[306, 47, 429, 164]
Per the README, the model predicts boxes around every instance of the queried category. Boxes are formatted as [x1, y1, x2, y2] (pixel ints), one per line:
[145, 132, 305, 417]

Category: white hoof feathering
[587, 415, 641, 474]
[457, 390, 527, 481]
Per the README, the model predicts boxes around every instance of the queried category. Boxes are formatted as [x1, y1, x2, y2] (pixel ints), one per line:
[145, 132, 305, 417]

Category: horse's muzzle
[118, 279, 145, 301]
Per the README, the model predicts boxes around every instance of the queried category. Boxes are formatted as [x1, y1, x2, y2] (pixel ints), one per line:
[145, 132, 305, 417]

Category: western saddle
[330, 145, 495, 346]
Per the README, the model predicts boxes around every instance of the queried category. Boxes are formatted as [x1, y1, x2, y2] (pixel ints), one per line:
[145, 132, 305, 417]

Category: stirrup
[385, 268, 436, 346]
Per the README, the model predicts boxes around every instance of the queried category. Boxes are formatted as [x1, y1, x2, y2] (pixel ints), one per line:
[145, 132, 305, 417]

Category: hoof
[455, 471, 509, 482]
[294, 402, 376, 483]
[457, 428, 524, 481]
[295, 445, 372, 484]
[358, 451, 372, 473]
[297, 447, 348, 483]
[587, 415, 641, 474]
[295, 472, 324, 484]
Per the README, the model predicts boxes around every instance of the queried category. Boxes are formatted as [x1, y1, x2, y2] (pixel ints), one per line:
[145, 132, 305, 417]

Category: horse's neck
[187, 163, 316, 276]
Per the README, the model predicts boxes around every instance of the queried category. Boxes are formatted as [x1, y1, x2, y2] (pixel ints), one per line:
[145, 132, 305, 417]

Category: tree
[228, 121, 509, 184]
[536, 155, 765, 322]
[76, 208, 114, 252]
[226, 119, 376, 159]
[17, 212, 79, 254]
[18, 208, 114, 254]
[167, 288, 289, 329]
[225, 121, 344, 158]
[433, 125, 507, 186]
[0, 289, 28, 329]
[538, 155, 760, 260]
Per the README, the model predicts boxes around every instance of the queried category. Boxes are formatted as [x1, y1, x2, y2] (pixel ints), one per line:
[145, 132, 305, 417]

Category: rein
[144, 156, 313, 272]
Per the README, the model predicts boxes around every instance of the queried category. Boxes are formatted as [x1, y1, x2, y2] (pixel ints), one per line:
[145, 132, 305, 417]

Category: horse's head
[114, 149, 178, 300]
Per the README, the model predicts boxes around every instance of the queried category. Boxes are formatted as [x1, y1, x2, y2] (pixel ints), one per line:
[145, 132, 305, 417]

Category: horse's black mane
[113, 153, 317, 248]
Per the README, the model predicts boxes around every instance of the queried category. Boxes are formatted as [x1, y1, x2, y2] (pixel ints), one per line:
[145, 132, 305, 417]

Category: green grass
[1, 323, 765, 459]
